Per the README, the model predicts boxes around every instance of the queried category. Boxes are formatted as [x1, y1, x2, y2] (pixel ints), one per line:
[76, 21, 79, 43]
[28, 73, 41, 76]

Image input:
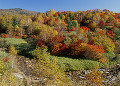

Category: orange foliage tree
[68, 40, 87, 56]
[80, 26, 89, 33]
[51, 43, 68, 55]
[84, 44, 105, 60]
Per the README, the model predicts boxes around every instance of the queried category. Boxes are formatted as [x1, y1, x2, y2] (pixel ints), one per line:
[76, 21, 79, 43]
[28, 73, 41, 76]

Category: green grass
[15, 43, 36, 58]
[0, 38, 27, 45]
[0, 38, 35, 58]
[50, 55, 119, 71]
[0, 37, 28, 48]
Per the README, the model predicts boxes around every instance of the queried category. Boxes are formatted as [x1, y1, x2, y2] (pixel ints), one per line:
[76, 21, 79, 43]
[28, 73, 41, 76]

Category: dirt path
[13, 56, 44, 86]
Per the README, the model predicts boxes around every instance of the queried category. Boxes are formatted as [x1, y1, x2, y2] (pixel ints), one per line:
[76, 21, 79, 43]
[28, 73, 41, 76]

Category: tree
[76, 28, 88, 43]
[72, 20, 78, 30]
[67, 19, 73, 31]
[9, 45, 17, 56]
[69, 41, 87, 56]
[47, 9, 55, 17]
[48, 17, 56, 26]
[12, 16, 19, 27]
[84, 44, 105, 60]
[93, 35, 115, 52]
[36, 14, 44, 24]
[88, 21, 96, 31]
[20, 15, 32, 36]
[28, 21, 41, 35]
[99, 20, 105, 29]
[32, 46, 72, 85]
[39, 25, 58, 41]
[69, 12, 73, 21]
[0, 14, 13, 33]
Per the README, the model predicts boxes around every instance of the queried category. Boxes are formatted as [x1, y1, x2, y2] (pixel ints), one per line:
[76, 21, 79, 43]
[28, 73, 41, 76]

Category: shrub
[0, 70, 16, 86]
[50, 55, 101, 71]
[0, 60, 6, 74]
[32, 46, 73, 85]
[9, 45, 17, 56]
[98, 57, 108, 63]
[103, 52, 115, 60]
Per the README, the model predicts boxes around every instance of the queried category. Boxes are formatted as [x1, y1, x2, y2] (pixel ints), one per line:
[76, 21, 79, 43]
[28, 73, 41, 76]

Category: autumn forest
[0, 8, 120, 86]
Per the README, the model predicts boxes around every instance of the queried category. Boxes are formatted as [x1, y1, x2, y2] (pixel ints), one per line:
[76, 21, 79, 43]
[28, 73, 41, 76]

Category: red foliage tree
[99, 20, 105, 29]
[51, 43, 69, 55]
[80, 26, 89, 32]
[1, 34, 9, 38]
[35, 40, 45, 47]
[68, 40, 86, 55]
[88, 40, 94, 45]
[107, 30, 114, 38]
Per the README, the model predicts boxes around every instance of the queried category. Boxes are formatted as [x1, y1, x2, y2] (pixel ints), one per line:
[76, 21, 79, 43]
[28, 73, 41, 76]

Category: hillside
[0, 8, 38, 15]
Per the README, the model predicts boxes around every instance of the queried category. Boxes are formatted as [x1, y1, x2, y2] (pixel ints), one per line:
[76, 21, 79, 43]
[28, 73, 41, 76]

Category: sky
[0, 0, 120, 13]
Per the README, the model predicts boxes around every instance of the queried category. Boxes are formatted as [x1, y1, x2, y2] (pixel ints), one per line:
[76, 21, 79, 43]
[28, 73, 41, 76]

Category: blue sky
[0, 0, 120, 13]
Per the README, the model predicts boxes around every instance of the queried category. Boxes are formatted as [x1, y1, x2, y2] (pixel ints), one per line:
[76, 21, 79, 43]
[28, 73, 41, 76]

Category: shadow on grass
[15, 43, 36, 59]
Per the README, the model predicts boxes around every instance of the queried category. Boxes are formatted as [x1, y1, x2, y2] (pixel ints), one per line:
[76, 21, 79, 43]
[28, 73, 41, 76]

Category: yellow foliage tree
[77, 28, 88, 43]
[9, 45, 17, 56]
[93, 35, 115, 52]
[47, 9, 55, 17]
[33, 46, 73, 85]
[39, 25, 58, 40]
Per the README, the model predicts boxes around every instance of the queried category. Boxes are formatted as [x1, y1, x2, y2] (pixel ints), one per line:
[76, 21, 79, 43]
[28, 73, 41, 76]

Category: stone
[79, 76, 85, 79]
[26, 61, 29, 62]
[107, 76, 112, 80]
[99, 69, 105, 73]
[13, 73, 24, 79]
[112, 78, 116, 81]
[105, 72, 109, 74]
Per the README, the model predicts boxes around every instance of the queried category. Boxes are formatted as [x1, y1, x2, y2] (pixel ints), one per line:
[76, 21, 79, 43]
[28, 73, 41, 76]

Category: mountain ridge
[0, 8, 38, 15]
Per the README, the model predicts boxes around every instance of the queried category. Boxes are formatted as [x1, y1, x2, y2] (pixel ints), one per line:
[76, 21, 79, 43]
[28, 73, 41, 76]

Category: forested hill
[0, 8, 120, 85]
[0, 8, 38, 15]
